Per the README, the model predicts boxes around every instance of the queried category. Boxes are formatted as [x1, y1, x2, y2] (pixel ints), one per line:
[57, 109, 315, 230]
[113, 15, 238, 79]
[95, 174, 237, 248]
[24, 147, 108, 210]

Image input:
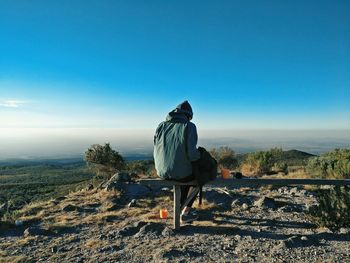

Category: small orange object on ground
[221, 169, 231, 179]
[159, 209, 168, 219]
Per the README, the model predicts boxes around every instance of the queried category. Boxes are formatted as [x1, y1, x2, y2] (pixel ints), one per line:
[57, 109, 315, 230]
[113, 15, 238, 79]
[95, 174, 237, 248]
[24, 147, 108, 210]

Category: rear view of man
[153, 100, 200, 223]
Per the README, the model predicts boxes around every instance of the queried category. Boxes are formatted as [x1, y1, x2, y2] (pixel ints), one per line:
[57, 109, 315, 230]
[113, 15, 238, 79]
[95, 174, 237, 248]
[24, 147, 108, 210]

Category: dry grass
[261, 168, 319, 190]
[0, 256, 27, 263]
[0, 251, 27, 263]
[21, 200, 55, 215]
[14, 236, 37, 247]
[16, 199, 60, 224]
[5, 186, 179, 244]
[16, 188, 123, 229]
[241, 164, 261, 177]
[0, 237, 37, 251]
[0, 241, 12, 249]
[84, 239, 109, 249]
[52, 214, 80, 226]
[283, 170, 310, 179]
[197, 199, 220, 211]
[67, 189, 120, 209]
[259, 166, 309, 180]
[82, 211, 121, 224]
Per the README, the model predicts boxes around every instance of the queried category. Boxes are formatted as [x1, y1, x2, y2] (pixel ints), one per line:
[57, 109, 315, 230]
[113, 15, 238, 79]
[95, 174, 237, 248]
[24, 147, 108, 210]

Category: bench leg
[198, 186, 202, 207]
[174, 185, 181, 230]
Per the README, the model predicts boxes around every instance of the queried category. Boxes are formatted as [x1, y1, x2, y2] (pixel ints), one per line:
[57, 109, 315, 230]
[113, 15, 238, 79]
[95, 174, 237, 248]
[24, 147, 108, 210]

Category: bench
[139, 178, 350, 230]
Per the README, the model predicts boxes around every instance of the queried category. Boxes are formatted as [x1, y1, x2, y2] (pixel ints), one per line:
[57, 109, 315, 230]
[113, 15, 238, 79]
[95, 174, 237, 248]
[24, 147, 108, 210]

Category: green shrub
[126, 160, 154, 175]
[306, 149, 350, 179]
[210, 147, 238, 170]
[240, 147, 289, 176]
[1, 209, 21, 223]
[241, 150, 273, 176]
[310, 186, 350, 230]
[272, 162, 288, 174]
[85, 143, 125, 178]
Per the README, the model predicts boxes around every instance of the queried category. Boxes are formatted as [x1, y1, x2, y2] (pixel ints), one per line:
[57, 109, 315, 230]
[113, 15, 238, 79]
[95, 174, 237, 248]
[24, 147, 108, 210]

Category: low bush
[126, 160, 154, 176]
[243, 151, 273, 176]
[310, 186, 350, 230]
[85, 143, 125, 179]
[210, 147, 238, 170]
[306, 149, 350, 179]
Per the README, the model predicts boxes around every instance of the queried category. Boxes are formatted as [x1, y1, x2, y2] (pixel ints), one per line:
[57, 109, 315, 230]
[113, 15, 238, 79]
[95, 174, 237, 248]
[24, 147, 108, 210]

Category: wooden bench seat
[139, 178, 350, 230]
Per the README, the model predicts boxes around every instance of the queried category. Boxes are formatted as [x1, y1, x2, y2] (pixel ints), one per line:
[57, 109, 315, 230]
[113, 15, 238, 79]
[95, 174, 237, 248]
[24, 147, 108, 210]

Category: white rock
[15, 220, 23, 227]
[242, 203, 249, 210]
[339, 228, 350, 234]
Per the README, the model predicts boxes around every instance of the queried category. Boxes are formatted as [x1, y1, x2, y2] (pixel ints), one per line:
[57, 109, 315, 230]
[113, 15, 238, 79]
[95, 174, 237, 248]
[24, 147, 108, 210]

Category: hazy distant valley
[1, 129, 349, 160]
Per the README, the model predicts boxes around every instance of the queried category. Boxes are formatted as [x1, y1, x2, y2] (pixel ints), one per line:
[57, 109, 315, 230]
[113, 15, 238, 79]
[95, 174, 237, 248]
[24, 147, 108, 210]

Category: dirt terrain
[1, 179, 350, 263]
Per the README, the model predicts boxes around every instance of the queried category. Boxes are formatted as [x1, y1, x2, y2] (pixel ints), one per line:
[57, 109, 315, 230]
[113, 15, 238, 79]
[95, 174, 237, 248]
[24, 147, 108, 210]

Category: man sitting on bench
[153, 100, 201, 223]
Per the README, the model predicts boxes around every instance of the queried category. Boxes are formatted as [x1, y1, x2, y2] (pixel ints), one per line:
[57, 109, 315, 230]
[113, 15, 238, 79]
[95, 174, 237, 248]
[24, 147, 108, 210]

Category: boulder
[128, 199, 137, 208]
[278, 235, 314, 248]
[104, 172, 132, 191]
[339, 228, 350, 235]
[231, 199, 243, 207]
[104, 179, 151, 198]
[161, 227, 174, 237]
[113, 172, 132, 182]
[0, 202, 8, 214]
[135, 222, 163, 238]
[24, 226, 51, 237]
[241, 203, 249, 210]
[289, 187, 302, 196]
[116, 221, 148, 237]
[254, 197, 276, 210]
[62, 204, 82, 212]
[15, 220, 23, 227]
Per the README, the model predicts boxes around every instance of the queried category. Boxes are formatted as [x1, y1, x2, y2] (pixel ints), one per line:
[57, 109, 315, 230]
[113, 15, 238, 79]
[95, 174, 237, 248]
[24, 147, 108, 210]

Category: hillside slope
[237, 149, 315, 167]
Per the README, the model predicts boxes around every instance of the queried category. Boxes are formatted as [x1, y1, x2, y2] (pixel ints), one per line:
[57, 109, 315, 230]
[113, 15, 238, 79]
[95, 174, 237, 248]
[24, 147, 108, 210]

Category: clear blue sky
[1, 0, 349, 130]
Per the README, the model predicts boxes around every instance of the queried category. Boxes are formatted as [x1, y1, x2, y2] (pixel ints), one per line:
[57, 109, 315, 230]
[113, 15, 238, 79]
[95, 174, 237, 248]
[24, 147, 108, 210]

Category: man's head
[176, 100, 193, 120]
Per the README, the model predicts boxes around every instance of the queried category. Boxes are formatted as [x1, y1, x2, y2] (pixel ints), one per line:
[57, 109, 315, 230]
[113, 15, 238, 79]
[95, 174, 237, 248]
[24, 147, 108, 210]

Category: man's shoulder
[186, 121, 197, 130]
[156, 121, 167, 128]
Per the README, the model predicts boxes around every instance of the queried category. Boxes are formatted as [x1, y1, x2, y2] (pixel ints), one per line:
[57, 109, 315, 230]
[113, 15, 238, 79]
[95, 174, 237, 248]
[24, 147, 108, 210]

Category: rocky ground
[1, 176, 350, 263]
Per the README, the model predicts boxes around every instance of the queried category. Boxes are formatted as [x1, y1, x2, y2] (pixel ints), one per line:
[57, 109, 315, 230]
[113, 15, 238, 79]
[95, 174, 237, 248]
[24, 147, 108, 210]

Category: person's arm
[186, 122, 201, 161]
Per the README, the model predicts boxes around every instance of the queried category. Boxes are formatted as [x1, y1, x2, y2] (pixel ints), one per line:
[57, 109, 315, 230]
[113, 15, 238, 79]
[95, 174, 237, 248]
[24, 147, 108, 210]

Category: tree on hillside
[84, 143, 125, 179]
[210, 146, 238, 170]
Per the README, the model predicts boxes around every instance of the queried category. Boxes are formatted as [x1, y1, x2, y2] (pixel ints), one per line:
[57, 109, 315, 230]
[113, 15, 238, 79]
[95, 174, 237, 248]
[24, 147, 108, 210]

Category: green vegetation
[85, 143, 125, 179]
[0, 162, 94, 213]
[240, 147, 289, 176]
[303, 149, 350, 229]
[241, 150, 274, 176]
[306, 149, 350, 179]
[210, 147, 238, 170]
[126, 159, 155, 176]
[310, 186, 350, 230]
